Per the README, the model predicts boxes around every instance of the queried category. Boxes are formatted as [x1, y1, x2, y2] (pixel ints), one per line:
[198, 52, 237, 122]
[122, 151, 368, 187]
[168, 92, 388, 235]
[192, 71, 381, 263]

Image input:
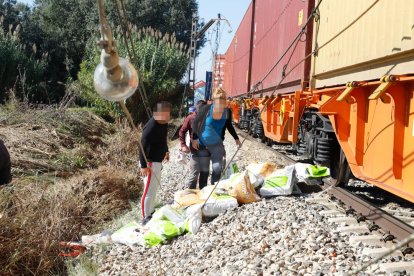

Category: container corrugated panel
[312, 0, 414, 88]
[226, 3, 253, 97]
[222, 41, 234, 94]
[249, 0, 314, 96]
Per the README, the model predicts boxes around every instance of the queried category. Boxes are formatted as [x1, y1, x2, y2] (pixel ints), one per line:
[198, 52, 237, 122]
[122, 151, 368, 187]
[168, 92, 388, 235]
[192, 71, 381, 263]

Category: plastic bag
[183, 203, 203, 234]
[227, 171, 261, 204]
[306, 164, 330, 177]
[143, 205, 187, 247]
[223, 161, 239, 179]
[200, 186, 238, 217]
[248, 171, 264, 189]
[259, 165, 297, 197]
[82, 231, 112, 245]
[177, 150, 189, 165]
[294, 163, 329, 185]
[173, 189, 204, 208]
[111, 221, 144, 246]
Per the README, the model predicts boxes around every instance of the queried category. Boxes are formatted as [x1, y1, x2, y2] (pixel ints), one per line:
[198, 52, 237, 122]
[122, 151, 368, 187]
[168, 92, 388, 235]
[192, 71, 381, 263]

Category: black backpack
[192, 104, 211, 137]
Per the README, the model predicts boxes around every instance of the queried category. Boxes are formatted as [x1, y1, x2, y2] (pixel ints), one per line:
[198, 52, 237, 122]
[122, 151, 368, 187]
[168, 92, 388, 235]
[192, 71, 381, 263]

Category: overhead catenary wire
[197, 0, 325, 214]
[198, 8, 386, 272]
[224, 0, 295, 65]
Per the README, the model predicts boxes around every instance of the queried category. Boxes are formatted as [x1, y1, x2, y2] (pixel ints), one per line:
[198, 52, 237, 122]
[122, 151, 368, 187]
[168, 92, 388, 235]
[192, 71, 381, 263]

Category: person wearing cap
[179, 100, 208, 189]
[192, 88, 242, 185]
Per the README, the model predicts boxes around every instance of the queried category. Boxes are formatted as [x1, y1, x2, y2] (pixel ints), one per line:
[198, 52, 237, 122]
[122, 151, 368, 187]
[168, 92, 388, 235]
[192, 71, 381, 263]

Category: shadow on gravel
[297, 182, 323, 194]
[345, 185, 414, 209]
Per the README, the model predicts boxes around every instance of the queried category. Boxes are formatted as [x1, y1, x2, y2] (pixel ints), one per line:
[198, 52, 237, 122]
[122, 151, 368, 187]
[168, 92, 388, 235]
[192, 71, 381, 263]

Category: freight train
[216, 0, 414, 203]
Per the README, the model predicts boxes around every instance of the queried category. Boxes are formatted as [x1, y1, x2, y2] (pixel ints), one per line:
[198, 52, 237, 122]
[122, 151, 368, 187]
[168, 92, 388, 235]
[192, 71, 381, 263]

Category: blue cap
[189, 106, 196, 113]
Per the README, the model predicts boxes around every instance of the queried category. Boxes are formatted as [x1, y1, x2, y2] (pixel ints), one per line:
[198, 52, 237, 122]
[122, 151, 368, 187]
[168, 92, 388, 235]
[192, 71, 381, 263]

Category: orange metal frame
[319, 76, 414, 203]
[231, 75, 414, 203]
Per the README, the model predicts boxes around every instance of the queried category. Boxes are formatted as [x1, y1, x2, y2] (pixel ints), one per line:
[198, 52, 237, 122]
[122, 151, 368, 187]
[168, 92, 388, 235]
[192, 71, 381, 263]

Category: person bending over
[192, 88, 241, 185]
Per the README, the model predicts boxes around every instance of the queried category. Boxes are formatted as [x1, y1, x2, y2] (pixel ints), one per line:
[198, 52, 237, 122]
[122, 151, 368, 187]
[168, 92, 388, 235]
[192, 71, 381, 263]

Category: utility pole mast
[188, 12, 198, 99]
[182, 12, 232, 111]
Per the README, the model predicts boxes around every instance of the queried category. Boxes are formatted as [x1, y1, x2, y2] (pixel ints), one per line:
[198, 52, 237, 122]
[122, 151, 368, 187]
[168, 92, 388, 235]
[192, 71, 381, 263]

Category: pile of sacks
[83, 162, 330, 248]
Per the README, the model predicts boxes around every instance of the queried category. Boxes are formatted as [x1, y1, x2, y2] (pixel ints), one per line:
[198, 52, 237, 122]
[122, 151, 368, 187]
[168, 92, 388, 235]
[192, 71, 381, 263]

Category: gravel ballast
[88, 134, 414, 276]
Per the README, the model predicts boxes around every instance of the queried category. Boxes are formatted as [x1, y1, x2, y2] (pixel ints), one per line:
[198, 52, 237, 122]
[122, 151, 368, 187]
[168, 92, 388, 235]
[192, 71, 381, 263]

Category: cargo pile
[83, 161, 330, 248]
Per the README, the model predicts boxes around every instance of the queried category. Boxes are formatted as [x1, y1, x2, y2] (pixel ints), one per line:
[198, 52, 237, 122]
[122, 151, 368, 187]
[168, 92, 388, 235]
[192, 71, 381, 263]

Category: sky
[17, 0, 251, 82]
[17, 0, 33, 5]
[195, 0, 251, 82]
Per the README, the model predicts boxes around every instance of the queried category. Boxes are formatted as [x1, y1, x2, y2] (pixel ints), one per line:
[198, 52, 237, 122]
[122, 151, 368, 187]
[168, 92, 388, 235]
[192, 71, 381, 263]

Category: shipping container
[226, 3, 253, 97]
[222, 38, 235, 94]
[249, 0, 314, 96]
[311, 0, 414, 88]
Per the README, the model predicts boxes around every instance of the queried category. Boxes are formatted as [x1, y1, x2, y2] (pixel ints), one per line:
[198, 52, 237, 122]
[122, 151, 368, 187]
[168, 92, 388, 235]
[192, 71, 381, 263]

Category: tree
[123, 0, 201, 48]
[0, 18, 46, 103]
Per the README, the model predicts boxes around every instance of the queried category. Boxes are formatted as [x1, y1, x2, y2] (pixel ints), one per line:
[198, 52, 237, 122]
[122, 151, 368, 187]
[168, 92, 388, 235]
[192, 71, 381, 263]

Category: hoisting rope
[197, 0, 325, 213]
[100, 1, 400, 274]
[97, 0, 163, 194]
[113, 0, 152, 119]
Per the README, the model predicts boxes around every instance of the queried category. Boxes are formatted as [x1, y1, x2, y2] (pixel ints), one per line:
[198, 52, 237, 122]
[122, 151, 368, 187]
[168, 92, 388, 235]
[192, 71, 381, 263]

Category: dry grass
[0, 104, 143, 275]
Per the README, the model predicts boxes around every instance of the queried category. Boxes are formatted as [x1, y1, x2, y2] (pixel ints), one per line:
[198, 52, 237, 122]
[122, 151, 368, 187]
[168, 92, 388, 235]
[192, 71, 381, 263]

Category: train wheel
[332, 148, 351, 187]
[266, 138, 273, 147]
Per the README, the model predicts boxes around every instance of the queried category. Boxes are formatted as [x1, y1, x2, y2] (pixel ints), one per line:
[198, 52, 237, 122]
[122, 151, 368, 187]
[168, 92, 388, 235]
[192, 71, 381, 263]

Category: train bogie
[221, 0, 414, 202]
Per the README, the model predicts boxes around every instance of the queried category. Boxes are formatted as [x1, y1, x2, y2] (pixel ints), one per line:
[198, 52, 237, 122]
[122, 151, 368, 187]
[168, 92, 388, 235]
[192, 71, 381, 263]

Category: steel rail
[322, 178, 414, 248]
[250, 131, 414, 249]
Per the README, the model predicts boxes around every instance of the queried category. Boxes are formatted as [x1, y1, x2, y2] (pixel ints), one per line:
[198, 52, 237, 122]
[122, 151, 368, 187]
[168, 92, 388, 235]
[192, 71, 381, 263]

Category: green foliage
[0, 0, 199, 108]
[77, 27, 189, 121]
[116, 27, 189, 97]
[0, 18, 47, 102]
[121, 0, 201, 49]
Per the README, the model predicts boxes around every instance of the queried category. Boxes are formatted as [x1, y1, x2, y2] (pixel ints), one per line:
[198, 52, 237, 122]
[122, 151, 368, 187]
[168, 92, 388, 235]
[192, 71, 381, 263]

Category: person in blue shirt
[192, 88, 241, 185]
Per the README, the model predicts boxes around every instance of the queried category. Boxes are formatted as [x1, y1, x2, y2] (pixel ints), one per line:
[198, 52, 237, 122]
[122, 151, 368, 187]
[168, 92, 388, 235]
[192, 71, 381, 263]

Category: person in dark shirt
[0, 139, 12, 185]
[179, 101, 208, 189]
[138, 101, 171, 225]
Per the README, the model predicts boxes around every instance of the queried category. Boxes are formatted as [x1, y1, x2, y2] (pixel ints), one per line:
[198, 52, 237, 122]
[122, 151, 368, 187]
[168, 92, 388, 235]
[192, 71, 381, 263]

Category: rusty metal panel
[312, 0, 414, 88]
[250, 0, 314, 95]
[222, 39, 235, 95]
[225, 3, 253, 97]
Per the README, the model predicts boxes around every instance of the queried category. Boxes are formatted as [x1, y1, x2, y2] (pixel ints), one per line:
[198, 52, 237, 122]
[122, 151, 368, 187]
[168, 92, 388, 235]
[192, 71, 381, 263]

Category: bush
[0, 106, 143, 275]
[0, 20, 47, 103]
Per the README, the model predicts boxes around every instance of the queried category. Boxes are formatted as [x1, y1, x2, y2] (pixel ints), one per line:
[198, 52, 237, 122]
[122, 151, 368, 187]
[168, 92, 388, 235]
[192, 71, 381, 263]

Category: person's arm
[164, 127, 169, 162]
[225, 109, 239, 141]
[138, 119, 155, 169]
[179, 116, 191, 151]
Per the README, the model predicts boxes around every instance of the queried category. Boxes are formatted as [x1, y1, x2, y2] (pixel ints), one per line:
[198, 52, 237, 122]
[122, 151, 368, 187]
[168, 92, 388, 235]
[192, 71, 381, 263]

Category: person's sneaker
[141, 216, 152, 226]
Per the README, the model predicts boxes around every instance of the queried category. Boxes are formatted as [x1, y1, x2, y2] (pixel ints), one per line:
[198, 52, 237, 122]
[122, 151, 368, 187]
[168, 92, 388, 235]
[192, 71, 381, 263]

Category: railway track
[242, 133, 414, 273]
